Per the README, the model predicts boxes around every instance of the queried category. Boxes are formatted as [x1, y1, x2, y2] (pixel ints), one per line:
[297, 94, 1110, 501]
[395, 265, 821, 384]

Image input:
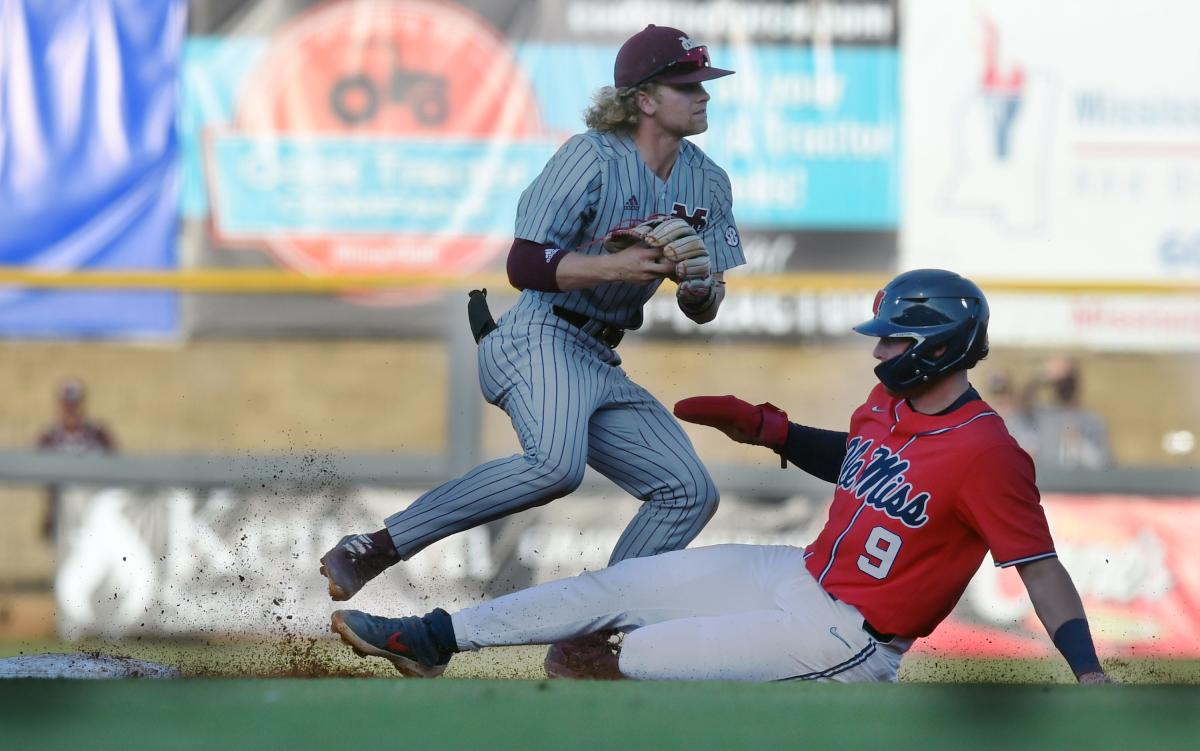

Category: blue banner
[183, 40, 899, 233]
[210, 137, 557, 236]
[0, 0, 185, 338]
[520, 44, 900, 228]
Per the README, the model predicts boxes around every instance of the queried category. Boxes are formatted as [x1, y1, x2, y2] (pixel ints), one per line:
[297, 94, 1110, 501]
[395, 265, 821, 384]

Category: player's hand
[676, 276, 718, 314]
[673, 395, 790, 448]
[1077, 670, 1114, 684]
[605, 244, 675, 283]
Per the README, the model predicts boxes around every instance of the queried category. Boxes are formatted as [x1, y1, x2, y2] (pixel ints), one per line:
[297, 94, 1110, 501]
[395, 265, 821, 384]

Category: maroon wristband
[507, 238, 566, 292]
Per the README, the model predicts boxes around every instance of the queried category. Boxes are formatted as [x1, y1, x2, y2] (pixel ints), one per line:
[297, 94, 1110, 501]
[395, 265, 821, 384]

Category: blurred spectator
[984, 370, 1037, 450]
[1022, 356, 1113, 469]
[36, 378, 118, 539]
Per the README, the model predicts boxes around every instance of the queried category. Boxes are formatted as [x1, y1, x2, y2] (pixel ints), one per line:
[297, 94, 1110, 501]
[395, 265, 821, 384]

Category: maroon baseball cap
[614, 25, 734, 89]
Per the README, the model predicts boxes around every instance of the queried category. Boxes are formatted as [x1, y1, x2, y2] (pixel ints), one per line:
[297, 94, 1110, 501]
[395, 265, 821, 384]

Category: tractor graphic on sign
[329, 38, 448, 127]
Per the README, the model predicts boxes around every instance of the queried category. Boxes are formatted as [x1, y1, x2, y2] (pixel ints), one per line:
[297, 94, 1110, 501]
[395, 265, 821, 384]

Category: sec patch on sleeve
[725, 227, 740, 247]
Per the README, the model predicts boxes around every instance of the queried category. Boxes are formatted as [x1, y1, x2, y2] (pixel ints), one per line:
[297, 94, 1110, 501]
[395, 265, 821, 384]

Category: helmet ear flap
[963, 323, 989, 369]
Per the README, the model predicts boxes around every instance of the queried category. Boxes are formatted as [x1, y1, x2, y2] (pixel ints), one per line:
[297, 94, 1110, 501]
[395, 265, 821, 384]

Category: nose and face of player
[639, 82, 710, 138]
[873, 336, 915, 363]
[874, 336, 967, 413]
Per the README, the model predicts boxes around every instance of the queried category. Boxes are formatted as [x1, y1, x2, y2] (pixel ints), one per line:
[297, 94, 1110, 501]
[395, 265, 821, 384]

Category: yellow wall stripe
[0, 267, 1196, 295]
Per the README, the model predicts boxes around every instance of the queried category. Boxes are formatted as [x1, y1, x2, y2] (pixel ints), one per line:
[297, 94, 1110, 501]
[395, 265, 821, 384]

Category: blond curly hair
[583, 83, 659, 133]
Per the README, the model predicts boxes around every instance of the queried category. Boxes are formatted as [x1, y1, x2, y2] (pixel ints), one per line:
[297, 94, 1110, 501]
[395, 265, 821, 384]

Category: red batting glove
[673, 395, 790, 448]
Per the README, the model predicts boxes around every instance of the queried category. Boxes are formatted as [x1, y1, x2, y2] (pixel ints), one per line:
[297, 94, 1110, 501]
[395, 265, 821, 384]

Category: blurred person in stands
[984, 370, 1036, 450]
[1023, 356, 1112, 469]
[36, 378, 118, 539]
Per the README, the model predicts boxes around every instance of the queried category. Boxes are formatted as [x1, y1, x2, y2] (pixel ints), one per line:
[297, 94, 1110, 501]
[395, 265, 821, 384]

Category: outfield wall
[50, 483, 1200, 659]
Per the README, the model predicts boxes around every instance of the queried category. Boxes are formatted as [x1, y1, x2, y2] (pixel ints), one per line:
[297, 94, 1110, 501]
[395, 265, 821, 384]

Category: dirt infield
[3, 639, 1199, 684]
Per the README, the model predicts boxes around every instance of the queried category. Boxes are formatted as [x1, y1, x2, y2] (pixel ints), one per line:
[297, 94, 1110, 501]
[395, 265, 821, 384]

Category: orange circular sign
[232, 0, 542, 293]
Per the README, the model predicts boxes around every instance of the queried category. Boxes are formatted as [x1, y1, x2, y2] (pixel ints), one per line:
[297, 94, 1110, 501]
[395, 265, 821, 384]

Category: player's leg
[454, 544, 798, 648]
[549, 371, 720, 677]
[321, 327, 605, 600]
[617, 606, 903, 682]
[543, 381, 719, 676]
[332, 543, 904, 680]
[461, 543, 901, 682]
[386, 329, 610, 556]
[586, 374, 720, 563]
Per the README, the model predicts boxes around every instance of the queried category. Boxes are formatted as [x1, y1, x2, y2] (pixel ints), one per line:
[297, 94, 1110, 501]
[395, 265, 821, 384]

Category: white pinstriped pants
[452, 544, 910, 682]
[385, 299, 719, 564]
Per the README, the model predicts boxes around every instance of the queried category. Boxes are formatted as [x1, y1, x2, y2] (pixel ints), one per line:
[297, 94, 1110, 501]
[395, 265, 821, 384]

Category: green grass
[2, 679, 1198, 751]
[3, 639, 1199, 750]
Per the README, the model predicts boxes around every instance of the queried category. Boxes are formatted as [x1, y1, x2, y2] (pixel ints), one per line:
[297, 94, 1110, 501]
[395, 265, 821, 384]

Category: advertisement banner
[56, 486, 1200, 660]
[986, 293, 1200, 352]
[919, 495, 1200, 659]
[180, 0, 900, 331]
[902, 0, 1200, 283]
[0, 0, 184, 338]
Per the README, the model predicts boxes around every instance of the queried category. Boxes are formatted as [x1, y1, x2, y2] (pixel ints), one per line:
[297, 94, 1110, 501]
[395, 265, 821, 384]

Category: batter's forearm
[778, 424, 849, 482]
[1019, 557, 1087, 634]
[1018, 558, 1105, 679]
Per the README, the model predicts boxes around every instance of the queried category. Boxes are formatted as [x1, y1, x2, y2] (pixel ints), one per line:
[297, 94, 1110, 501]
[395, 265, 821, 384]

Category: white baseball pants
[451, 544, 910, 682]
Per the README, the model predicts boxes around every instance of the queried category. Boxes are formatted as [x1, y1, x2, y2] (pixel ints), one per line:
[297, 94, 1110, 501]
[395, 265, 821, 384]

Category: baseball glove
[603, 216, 708, 263]
[673, 254, 711, 281]
[673, 395, 790, 448]
[676, 276, 719, 314]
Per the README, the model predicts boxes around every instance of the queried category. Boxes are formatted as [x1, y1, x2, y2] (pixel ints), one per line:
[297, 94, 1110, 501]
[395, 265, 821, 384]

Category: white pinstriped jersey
[384, 132, 729, 567]
[514, 130, 744, 329]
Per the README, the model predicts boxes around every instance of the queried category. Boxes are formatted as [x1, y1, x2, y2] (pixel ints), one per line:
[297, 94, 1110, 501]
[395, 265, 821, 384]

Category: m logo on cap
[679, 36, 698, 51]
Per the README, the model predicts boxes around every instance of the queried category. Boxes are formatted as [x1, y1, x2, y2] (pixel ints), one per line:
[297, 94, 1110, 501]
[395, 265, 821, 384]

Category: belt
[861, 620, 895, 644]
[828, 592, 895, 643]
[552, 306, 625, 349]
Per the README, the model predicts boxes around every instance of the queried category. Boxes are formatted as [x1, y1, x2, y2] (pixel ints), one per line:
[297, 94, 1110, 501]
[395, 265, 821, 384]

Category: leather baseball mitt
[603, 216, 707, 263]
[673, 395, 790, 448]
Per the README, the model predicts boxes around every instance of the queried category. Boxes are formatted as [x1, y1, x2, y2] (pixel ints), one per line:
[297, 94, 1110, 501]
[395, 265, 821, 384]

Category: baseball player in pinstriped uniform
[328, 270, 1111, 684]
[322, 25, 744, 677]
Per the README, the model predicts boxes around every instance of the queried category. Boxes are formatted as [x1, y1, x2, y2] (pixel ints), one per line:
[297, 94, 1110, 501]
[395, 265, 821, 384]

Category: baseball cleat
[544, 631, 622, 680]
[319, 534, 396, 601]
[330, 609, 449, 678]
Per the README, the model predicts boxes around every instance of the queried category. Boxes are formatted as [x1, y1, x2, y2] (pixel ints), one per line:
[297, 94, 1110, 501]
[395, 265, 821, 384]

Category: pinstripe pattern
[385, 128, 738, 565]
[514, 130, 743, 329]
[387, 296, 719, 562]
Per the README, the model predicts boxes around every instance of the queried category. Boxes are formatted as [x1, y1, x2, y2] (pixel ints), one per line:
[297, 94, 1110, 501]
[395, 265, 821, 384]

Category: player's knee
[686, 480, 720, 522]
[527, 454, 586, 497]
[617, 629, 686, 681]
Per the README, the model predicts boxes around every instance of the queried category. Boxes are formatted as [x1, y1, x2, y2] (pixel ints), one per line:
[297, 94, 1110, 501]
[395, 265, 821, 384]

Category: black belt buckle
[862, 620, 895, 644]
[552, 306, 624, 349]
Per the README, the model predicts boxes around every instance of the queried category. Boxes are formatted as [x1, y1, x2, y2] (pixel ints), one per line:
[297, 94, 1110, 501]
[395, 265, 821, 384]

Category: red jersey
[803, 384, 1055, 638]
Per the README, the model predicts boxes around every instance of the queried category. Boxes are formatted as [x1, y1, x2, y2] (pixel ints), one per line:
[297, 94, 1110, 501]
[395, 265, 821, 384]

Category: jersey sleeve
[955, 442, 1056, 567]
[514, 135, 601, 249]
[705, 167, 744, 274]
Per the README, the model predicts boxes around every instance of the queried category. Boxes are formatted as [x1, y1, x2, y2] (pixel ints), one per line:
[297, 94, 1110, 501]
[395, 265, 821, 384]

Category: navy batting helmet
[854, 269, 990, 393]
